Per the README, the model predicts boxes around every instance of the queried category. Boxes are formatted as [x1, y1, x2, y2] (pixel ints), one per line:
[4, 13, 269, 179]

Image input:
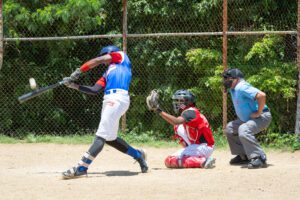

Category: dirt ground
[0, 144, 299, 200]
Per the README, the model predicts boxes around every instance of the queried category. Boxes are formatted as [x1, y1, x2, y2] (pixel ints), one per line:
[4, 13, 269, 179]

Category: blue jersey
[230, 80, 268, 122]
[97, 51, 132, 92]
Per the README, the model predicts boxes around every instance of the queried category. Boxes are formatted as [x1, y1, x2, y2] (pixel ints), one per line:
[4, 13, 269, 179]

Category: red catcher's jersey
[177, 107, 215, 147]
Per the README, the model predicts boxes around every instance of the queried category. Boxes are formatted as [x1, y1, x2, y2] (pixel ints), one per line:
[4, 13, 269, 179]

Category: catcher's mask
[172, 89, 196, 114]
[222, 68, 244, 90]
[99, 45, 120, 56]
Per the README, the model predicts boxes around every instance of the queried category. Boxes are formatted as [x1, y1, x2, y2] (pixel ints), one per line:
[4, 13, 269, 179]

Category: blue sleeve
[78, 83, 103, 95]
[241, 84, 260, 100]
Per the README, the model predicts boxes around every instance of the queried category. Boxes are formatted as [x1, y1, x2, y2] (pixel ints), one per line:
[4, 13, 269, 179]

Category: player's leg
[182, 156, 206, 168]
[165, 145, 214, 169]
[165, 125, 189, 168]
[166, 126, 215, 169]
[225, 119, 249, 165]
[62, 136, 106, 179]
[62, 95, 118, 179]
[97, 95, 148, 173]
[106, 137, 148, 173]
[180, 144, 215, 168]
[165, 155, 181, 168]
[238, 112, 271, 169]
[174, 124, 191, 147]
[164, 155, 210, 169]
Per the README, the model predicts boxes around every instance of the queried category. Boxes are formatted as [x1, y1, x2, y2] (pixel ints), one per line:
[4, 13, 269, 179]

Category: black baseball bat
[18, 79, 68, 104]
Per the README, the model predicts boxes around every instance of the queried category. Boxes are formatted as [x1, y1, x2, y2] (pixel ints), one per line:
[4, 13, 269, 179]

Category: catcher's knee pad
[165, 156, 181, 168]
[182, 156, 206, 168]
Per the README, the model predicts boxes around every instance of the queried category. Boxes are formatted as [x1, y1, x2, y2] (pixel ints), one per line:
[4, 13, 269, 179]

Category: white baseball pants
[96, 93, 129, 141]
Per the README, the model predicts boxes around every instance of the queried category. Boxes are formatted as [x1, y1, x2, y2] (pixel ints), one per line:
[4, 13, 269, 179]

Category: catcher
[146, 89, 216, 168]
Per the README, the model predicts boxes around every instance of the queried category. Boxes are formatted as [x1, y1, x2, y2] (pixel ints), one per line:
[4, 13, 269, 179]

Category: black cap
[223, 68, 244, 79]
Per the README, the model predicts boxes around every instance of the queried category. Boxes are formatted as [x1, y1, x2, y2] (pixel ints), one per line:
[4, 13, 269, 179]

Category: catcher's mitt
[146, 90, 160, 112]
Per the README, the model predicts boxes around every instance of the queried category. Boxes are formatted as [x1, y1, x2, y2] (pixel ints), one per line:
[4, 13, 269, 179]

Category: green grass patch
[0, 134, 20, 143]
[0, 133, 95, 144]
[259, 132, 300, 152]
[0, 131, 299, 152]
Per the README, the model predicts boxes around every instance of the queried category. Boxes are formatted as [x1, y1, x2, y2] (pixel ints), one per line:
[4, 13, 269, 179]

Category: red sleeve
[110, 52, 123, 63]
[80, 63, 90, 72]
[202, 127, 215, 147]
[96, 77, 106, 88]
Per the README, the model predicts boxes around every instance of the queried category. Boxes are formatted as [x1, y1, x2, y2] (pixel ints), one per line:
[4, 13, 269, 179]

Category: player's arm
[80, 54, 112, 72]
[64, 76, 105, 95]
[159, 111, 185, 125]
[64, 82, 103, 95]
[80, 52, 122, 72]
[78, 83, 103, 95]
[251, 91, 266, 118]
[70, 52, 122, 80]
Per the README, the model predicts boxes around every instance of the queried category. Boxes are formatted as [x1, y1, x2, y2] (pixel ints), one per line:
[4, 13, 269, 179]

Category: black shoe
[229, 155, 249, 165]
[248, 156, 267, 169]
[135, 149, 148, 173]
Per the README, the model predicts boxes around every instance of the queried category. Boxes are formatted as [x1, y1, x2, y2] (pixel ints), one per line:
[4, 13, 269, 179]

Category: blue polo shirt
[230, 80, 268, 122]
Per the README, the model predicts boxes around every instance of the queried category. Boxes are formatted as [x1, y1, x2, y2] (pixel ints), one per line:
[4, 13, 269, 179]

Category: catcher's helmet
[172, 89, 196, 114]
[99, 45, 120, 56]
[222, 68, 244, 79]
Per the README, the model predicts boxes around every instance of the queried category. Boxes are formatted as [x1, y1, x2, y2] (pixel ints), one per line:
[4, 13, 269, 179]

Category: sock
[126, 146, 141, 159]
[77, 152, 95, 171]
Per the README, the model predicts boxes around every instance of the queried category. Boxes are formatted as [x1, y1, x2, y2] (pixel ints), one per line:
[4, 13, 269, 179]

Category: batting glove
[63, 77, 72, 86]
[63, 77, 79, 90]
[70, 68, 81, 81]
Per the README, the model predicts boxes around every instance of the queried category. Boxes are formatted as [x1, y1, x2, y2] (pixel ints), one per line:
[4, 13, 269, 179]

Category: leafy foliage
[0, 0, 298, 138]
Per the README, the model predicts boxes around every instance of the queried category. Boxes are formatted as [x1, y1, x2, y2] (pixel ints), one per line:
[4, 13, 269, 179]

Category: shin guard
[182, 156, 206, 168]
[164, 156, 181, 168]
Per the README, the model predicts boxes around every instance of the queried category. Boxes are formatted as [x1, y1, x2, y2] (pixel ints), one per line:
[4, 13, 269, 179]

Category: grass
[0, 134, 94, 145]
[0, 133, 228, 149]
[0, 132, 226, 148]
[0, 132, 299, 151]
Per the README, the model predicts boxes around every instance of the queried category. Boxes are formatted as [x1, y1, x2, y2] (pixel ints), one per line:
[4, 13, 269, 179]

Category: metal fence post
[0, 0, 3, 71]
[295, 0, 300, 136]
[222, 0, 228, 134]
[121, 0, 128, 133]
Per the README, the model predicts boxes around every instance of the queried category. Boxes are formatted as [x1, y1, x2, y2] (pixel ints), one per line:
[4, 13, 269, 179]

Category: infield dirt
[0, 144, 299, 200]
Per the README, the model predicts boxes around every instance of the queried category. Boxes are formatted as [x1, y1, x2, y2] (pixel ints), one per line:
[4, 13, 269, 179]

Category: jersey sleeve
[96, 76, 106, 88]
[181, 110, 197, 122]
[110, 52, 123, 63]
[241, 84, 260, 100]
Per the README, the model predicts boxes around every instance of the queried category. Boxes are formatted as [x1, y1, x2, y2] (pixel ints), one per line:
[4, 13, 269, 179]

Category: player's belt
[105, 89, 128, 95]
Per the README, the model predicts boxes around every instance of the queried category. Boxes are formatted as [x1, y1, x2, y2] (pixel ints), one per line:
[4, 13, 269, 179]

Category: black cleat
[229, 155, 249, 165]
[248, 156, 267, 169]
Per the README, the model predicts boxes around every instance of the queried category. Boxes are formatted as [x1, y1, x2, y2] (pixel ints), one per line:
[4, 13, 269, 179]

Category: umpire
[223, 68, 272, 169]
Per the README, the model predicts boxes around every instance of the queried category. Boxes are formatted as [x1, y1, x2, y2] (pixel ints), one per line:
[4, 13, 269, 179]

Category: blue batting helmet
[99, 45, 120, 56]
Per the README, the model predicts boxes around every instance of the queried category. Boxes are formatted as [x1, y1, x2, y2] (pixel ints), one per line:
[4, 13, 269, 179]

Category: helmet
[222, 68, 244, 79]
[172, 89, 196, 114]
[99, 45, 120, 56]
[222, 68, 244, 90]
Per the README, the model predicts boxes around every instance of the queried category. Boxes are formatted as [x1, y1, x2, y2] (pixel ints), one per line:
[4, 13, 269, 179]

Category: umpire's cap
[223, 68, 244, 79]
[99, 45, 120, 56]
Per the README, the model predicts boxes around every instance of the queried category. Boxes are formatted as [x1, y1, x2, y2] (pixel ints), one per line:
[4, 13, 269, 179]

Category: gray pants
[225, 111, 272, 159]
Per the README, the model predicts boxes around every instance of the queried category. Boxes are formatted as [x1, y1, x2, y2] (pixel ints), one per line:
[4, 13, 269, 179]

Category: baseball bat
[18, 79, 68, 104]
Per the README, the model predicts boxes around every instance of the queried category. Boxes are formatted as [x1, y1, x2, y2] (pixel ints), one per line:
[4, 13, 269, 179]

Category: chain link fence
[0, 0, 298, 138]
